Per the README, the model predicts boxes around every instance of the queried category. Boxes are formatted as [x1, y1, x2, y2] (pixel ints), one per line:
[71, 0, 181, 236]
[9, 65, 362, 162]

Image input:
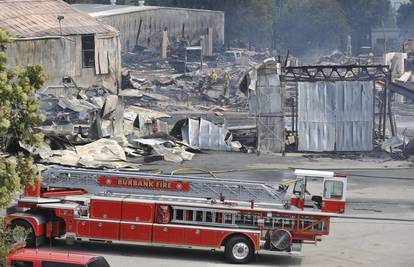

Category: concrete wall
[5, 34, 121, 93]
[95, 8, 224, 52]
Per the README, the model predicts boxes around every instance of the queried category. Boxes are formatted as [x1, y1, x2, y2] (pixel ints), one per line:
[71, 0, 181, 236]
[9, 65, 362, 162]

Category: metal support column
[378, 97, 383, 134]
[382, 79, 388, 139]
[291, 97, 295, 133]
[388, 92, 396, 137]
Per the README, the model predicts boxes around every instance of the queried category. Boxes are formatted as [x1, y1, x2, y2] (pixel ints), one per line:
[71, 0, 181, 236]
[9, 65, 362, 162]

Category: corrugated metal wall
[182, 118, 228, 150]
[6, 34, 121, 93]
[254, 61, 285, 153]
[298, 81, 374, 152]
[97, 9, 224, 52]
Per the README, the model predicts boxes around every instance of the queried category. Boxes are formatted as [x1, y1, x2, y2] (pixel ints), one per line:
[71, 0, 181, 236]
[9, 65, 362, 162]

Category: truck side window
[156, 205, 171, 223]
[42, 262, 82, 267]
[224, 213, 233, 224]
[205, 211, 213, 222]
[195, 211, 203, 222]
[12, 261, 33, 267]
[323, 180, 344, 199]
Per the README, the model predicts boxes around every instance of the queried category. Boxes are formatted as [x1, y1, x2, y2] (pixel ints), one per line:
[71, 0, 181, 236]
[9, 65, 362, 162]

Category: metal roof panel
[0, 0, 117, 38]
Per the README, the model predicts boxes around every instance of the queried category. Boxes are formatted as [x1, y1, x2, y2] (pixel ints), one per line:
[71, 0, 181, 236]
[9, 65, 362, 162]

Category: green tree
[274, 0, 350, 56]
[397, 0, 414, 37]
[0, 29, 46, 265]
[0, 217, 29, 266]
[338, 0, 392, 54]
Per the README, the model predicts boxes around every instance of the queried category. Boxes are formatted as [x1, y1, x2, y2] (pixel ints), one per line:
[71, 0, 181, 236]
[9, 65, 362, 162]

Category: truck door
[120, 202, 154, 242]
[321, 176, 346, 213]
[89, 198, 122, 240]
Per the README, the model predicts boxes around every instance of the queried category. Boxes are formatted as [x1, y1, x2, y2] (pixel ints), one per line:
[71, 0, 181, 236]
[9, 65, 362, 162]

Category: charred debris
[8, 45, 414, 169]
[8, 43, 271, 169]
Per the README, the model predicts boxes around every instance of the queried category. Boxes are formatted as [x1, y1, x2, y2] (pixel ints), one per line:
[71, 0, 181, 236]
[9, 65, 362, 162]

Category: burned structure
[0, 0, 121, 93]
[73, 4, 225, 54]
[239, 59, 285, 153]
[282, 65, 392, 152]
[240, 61, 393, 153]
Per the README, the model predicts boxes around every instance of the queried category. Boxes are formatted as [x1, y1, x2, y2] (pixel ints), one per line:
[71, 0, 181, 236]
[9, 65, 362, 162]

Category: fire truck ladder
[41, 166, 287, 204]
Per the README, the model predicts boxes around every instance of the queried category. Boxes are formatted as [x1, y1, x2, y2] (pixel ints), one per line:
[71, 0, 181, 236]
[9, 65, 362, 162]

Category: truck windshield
[87, 257, 110, 267]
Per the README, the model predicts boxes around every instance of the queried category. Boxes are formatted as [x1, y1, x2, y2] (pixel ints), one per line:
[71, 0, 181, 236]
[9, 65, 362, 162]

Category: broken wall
[181, 118, 228, 151]
[252, 60, 285, 153]
[298, 81, 374, 152]
[5, 34, 121, 93]
[93, 8, 224, 53]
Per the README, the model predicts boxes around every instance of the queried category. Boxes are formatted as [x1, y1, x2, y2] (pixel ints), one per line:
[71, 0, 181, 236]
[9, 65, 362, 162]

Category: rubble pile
[5, 48, 271, 169]
[317, 50, 356, 65]
[123, 67, 250, 112]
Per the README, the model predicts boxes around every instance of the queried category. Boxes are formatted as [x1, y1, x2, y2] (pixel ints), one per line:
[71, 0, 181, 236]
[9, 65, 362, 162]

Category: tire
[11, 220, 36, 248]
[224, 235, 254, 264]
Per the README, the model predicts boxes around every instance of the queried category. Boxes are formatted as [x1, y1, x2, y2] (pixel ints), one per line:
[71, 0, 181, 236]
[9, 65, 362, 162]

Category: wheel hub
[232, 242, 249, 260]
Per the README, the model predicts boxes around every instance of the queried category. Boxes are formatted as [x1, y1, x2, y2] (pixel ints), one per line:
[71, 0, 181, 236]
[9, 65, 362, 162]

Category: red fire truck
[5, 166, 347, 264]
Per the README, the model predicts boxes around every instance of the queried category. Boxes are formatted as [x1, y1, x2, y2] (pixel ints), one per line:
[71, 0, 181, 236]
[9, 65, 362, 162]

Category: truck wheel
[224, 236, 254, 264]
[11, 220, 36, 248]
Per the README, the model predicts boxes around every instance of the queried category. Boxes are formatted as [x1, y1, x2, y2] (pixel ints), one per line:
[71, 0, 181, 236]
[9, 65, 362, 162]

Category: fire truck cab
[290, 170, 347, 213]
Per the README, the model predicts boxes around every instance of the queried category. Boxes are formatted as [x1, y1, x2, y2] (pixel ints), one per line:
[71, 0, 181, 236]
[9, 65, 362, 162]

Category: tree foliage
[0, 217, 29, 266]
[338, 0, 393, 54]
[275, 0, 350, 56]
[397, 0, 414, 37]
[0, 30, 46, 207]
[0, 29, 46, 265]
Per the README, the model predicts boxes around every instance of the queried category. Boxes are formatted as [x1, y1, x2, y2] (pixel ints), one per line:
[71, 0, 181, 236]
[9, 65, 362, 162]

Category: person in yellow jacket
[210, 69, 218, 83]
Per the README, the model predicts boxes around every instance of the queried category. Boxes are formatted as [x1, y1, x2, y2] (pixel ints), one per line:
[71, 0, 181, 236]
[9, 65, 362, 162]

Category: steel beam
[281, 65, 390, 82]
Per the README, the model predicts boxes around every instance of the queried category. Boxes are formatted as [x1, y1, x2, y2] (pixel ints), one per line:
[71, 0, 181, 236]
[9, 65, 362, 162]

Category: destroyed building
[239, 59, 285, 153]
[239, 58, 384, 153]
[73, 3, 224, 55]
[0, 0, 122, 93]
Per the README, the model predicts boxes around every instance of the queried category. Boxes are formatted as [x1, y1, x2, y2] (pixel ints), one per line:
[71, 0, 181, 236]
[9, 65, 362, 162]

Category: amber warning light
[98, 176, 190, 192]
